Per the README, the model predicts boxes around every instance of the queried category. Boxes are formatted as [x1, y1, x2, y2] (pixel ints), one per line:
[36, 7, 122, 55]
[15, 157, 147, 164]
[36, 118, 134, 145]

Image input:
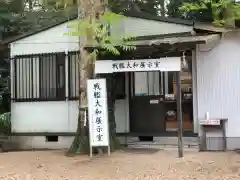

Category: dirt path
[0, 149, 239, 180]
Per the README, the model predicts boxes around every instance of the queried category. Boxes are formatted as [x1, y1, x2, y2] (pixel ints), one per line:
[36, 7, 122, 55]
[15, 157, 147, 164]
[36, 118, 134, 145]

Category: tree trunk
[101, 74, 120, 152]
[67, 47, 90, 155]
[223, 3, 235, 28]
[160, 0, 165, 17]
[67, 65, 120, 155]
[67, 0, 92, 155]
[67, 0, 120, 155]
[28, 0, 33, 10]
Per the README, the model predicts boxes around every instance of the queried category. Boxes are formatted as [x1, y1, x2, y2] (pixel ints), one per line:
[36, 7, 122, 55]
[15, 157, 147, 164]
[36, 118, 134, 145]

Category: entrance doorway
[129, 71, 165, 133]
[129, 70, 194, 135]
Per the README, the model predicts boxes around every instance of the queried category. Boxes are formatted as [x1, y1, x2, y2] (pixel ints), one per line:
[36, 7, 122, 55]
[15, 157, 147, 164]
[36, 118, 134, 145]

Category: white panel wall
[10, 21, 79, 56]
[122, 17, 193, 37]
[11, 136, 74, 150]
[196, 32, 240, 149]
[11, 101, 74, 132]
[11, 99, 129, 133]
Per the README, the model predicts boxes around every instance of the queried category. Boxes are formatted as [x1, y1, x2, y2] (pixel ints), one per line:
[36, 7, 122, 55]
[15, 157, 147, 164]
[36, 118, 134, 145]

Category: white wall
[196, 32, 240, 149]
[10, 21, 79, 56]
[11, 101, 77, 132]
[11, 99, 129, 133]
[111, 17, 193, 37]
[11, 16, 193, 56]
[11, 136, 74, 150]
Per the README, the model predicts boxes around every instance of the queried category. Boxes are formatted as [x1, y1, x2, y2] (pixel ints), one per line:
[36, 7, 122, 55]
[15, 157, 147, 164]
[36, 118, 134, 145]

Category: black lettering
[147, 62, 153, 68]
[97, 134, 103, 141]
[133, 62, 139, 68]
[96, 126, 103, 133]
[140, 62, 145, 68]
[95, 108, 102, 115]
[154, 61, 160, 68]
[95, 117, 102, 124]
[112, 63, 119, 69]
[127, 62, 132, 68]
[93, 83, 101, 91]
[119, 63, 125, 69]
[94, 91, 101, 98]
[95, 99, 101, 107]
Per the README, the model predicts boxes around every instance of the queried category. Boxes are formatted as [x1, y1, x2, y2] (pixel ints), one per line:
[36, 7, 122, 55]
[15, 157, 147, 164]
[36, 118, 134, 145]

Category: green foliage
[65, 12, 136, 56]
[168, 0, 188, 18]
[180, 0, 240, 26]
[0, 75, 10, 110]
[109, 0, 162, 16]
[0, 0, 77, 40]
[0, 112, 11, 135]
[0, 0, 32, 39]
[41, 0, 76, 10]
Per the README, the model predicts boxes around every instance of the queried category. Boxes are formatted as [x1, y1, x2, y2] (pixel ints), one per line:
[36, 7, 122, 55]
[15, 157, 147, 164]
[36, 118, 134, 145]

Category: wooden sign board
[95, 57, 181, 74]
[199, 119, 221, 126]
[87, 78, 110, 156]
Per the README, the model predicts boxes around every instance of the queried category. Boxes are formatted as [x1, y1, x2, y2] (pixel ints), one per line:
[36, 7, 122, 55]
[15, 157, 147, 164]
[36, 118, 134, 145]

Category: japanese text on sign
[95, 58, 181, 74]
[112, 60, 161, 70]
[87, 79, 109, 147]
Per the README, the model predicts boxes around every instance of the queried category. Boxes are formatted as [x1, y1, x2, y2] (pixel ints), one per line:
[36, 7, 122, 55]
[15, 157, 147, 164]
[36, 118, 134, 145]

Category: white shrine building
[6, 11, 240, 150]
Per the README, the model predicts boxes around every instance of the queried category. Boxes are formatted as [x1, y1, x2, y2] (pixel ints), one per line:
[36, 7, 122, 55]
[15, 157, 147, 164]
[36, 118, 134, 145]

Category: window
[114, 73, 126, 99]
[164, 72, 174, 94]
[13, 55, 36, 100]
[68, 52, 80, 100]
[39, 53, 65, 100]
[12, 53, 66, 101]
[68, 53, 126, 100]
[134, 72, 163, 96]
[12, 51, 127, 102]
[39, 55, 57, 99]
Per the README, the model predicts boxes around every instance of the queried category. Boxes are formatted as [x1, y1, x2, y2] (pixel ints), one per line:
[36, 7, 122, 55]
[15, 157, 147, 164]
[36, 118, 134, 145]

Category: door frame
[128, 71, 167, 134]
[127, 71, 195, 135]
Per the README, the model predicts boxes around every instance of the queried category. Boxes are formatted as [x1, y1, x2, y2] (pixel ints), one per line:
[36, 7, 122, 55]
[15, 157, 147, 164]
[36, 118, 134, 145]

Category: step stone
[117, 136, 199, 146]
[127, 144, 199, 151]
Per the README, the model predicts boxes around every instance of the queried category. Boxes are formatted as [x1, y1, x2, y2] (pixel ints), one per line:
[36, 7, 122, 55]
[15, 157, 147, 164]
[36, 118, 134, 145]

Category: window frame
[12, 52, 66, 102]
[68, 51, 80, 100]
[114, 72, 126, 100]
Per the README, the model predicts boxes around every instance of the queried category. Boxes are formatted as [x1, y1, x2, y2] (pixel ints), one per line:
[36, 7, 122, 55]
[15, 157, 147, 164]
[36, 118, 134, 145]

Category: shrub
[0, 112, 11, 135]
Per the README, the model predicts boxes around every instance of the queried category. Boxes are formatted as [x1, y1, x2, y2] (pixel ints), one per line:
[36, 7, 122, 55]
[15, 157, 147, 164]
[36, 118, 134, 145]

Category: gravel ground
[0, 149, 240, 180]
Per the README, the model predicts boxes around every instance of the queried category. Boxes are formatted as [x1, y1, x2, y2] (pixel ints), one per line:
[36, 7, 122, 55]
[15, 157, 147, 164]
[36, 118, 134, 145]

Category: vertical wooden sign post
[175, 71, 183, 158]
[87, 78, 110, 157]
